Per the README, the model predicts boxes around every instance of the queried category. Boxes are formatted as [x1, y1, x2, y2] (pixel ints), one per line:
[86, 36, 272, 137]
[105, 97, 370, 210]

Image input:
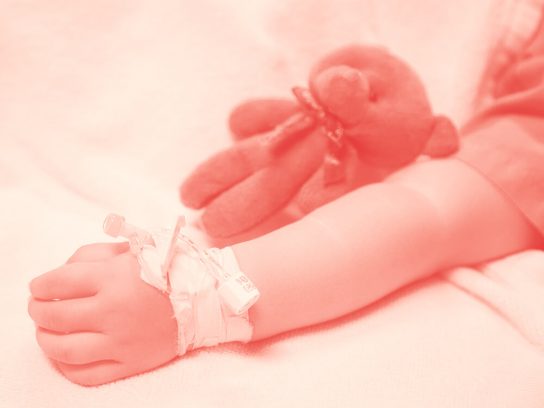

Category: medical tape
[103, 213, 260, 355]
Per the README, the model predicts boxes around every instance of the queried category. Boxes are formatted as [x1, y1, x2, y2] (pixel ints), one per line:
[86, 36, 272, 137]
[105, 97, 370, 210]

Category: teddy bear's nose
[313, 65, 370, 125]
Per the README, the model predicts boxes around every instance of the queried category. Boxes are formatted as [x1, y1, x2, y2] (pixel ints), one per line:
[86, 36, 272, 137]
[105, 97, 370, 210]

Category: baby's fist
[28, 244, 178, 386]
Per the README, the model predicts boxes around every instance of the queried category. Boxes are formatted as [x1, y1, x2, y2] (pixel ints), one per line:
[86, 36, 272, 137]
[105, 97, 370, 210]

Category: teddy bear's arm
[229, 99, 299, 140]
[180, 135, 277, 209]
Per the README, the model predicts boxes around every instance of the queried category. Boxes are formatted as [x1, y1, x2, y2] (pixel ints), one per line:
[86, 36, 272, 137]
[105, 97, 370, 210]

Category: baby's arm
[27, 154, 541, 387]
[235, 157, 542, 340]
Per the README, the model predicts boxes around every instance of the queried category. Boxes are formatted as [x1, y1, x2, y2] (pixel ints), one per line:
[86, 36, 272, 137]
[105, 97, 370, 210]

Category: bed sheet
[2, 164, 544, 407]
[1, 1, 543, 406]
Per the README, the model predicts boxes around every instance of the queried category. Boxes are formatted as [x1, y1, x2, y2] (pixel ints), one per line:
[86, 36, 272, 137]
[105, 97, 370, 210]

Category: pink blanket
[1, 1, 543, 406]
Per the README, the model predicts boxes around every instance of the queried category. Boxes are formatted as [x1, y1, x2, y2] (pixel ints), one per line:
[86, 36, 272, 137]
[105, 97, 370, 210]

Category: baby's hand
[28, 243, 178, 386]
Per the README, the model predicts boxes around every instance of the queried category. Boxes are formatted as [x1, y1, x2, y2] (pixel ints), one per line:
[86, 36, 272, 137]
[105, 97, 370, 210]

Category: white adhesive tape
[103, 214, 258, 355]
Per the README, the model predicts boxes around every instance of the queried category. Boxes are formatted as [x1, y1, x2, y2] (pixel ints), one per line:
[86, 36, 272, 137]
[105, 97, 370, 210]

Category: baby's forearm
[236, 182, 445, 341]
[234, 158, 541, 341]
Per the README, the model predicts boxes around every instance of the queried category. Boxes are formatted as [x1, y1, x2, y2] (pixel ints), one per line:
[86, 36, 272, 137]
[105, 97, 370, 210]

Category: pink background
[2, 0, 544, 406]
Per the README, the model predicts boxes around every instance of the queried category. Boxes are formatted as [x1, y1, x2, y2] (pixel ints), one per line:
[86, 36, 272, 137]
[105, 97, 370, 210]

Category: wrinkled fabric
[457, 13, 544, 238]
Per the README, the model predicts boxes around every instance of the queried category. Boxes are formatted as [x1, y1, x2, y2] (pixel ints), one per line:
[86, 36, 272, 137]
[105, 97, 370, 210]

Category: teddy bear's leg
[291, 143, 385, 215]
[229, 99, 299, 141]
[201, 129, 327, 238]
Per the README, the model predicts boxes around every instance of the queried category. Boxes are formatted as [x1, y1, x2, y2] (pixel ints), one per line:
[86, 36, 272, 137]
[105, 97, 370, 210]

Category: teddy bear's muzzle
[312, 65, 371, 126]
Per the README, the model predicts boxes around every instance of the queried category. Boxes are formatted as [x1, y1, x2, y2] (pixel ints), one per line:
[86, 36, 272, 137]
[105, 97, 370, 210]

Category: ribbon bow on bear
[180, 45, 459, 242]
[261, 85, 348, 185]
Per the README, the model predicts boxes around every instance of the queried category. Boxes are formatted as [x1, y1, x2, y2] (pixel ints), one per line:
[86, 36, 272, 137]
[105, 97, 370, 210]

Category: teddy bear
[180, 44, 459, 242]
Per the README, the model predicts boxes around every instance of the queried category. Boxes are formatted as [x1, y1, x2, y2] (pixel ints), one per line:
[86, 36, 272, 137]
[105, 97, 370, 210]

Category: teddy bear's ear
[422, 115, 459, 158]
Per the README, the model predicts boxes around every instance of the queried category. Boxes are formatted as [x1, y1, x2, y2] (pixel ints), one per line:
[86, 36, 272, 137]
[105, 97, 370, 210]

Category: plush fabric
[180, 45, 458, 239]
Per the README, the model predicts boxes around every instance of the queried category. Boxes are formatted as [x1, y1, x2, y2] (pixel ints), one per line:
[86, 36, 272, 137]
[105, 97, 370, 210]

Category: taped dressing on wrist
[103, 213, 260, 356]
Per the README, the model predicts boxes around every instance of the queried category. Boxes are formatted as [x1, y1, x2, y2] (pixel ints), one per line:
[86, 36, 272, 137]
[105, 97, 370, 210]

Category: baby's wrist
[168, 245, 257, 354]
[103, 214, 260, 356]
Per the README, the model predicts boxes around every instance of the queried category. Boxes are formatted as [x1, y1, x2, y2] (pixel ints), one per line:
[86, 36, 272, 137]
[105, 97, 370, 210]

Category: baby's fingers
[67, 242, 129, 264]
[35, 328, 113, 365]
[28, 297, 103, 333]
[55, 360, 126, 387]
[30, 262, 103, 300]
